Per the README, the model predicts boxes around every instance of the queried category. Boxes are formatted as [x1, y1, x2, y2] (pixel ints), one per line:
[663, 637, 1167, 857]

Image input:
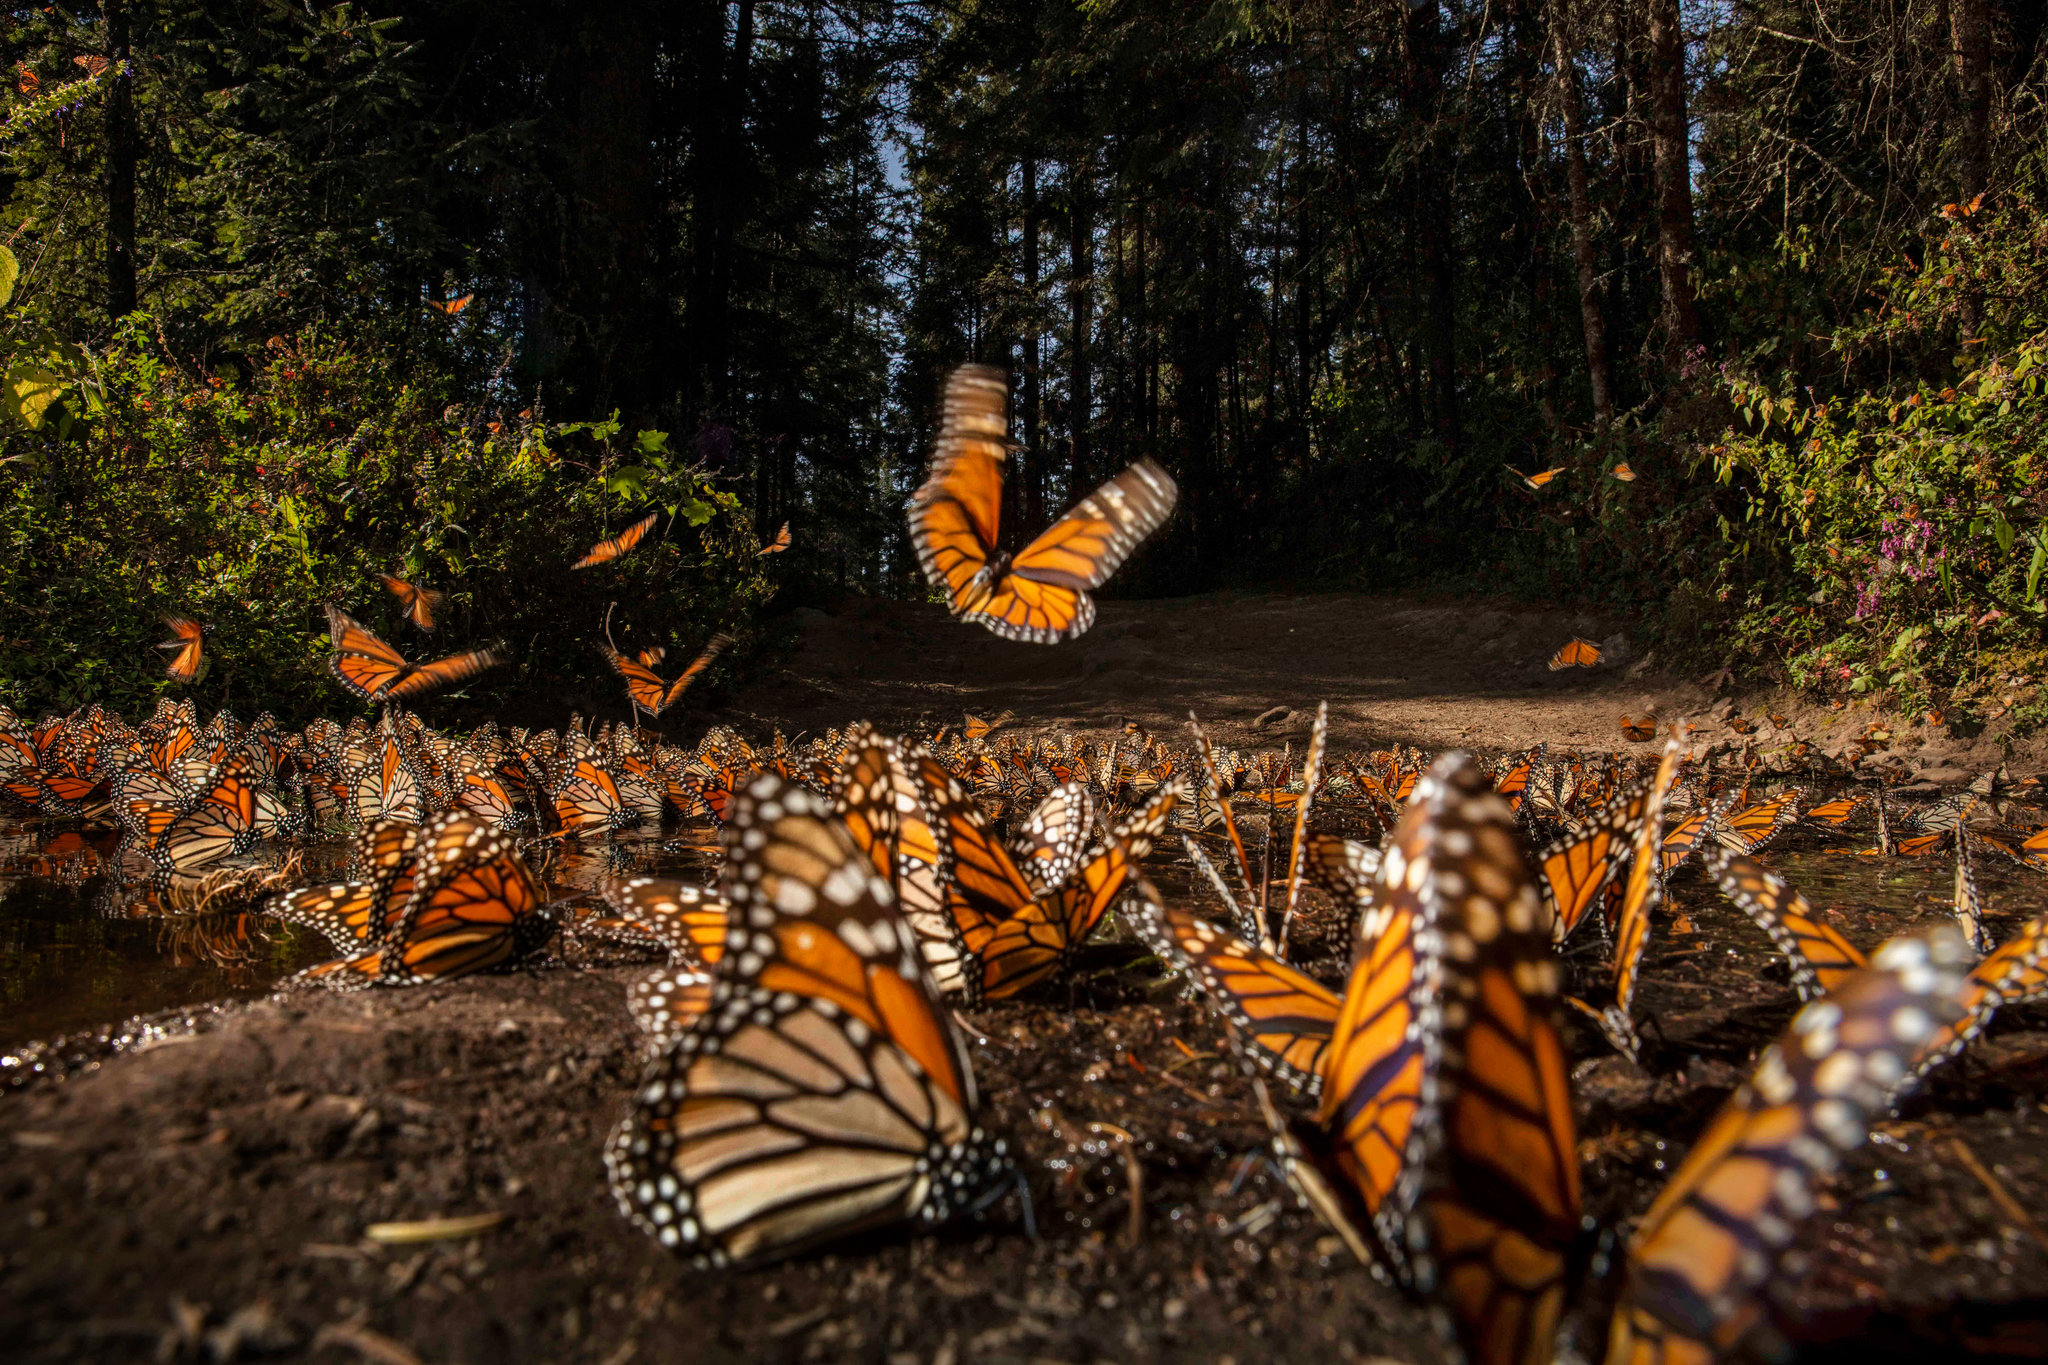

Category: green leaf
[635, 428, 670, 455]
[0, 244, 17, 308]
[2028, 536, 2047, 602]
[1885, 623, 1928, 665]
[1993, 512, 2016, 556]
[4, 366, 66, 429]
[606, 466, 652, 499]
[677, 496, 715, 527]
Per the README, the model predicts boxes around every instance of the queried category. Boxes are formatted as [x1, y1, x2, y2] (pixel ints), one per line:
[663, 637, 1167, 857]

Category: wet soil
[7, 592, 2048, 1364]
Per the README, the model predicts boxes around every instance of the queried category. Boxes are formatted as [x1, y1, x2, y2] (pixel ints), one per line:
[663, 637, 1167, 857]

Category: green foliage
[0, 316, 770, 723]
[1698, 197, 2048, 711]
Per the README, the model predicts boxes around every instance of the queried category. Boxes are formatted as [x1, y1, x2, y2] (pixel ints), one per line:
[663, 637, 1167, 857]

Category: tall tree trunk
[1067, 153, 1093, 498]
[105, 0, 136, 319]
[1020, 156, 1042, 528]
[1646, 0, 1701, 372]
[1405, 0, 1460, 456]
[1953, 0, 1991, 203]
[1555, 20, 1615, 431]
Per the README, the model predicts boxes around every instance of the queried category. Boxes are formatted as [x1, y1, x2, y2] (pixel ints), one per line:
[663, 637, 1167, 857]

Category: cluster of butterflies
[564, 715, 2041, 1365]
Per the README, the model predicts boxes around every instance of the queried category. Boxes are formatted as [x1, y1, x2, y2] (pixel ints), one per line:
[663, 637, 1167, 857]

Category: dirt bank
[727, 590, 2042, 780]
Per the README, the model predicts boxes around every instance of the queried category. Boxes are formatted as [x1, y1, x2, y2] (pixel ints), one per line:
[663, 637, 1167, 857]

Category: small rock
[1251, 706, 1292, 730]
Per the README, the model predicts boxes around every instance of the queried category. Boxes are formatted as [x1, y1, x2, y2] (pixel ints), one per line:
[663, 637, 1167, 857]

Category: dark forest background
[1, 1, 2045, 724]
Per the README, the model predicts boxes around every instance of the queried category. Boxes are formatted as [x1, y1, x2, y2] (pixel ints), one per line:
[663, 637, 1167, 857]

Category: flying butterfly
[425, 293, 473, 316]
[158, 615, 206, 683]
[1547, 638, 1601, 671]
[605, 774, 1014, 1268]
[1611, 463, 1637, 482]
[962, 709, 1015, 741]
[1700, 844, 1866, 1001]
[1508, 465, 1564, 492]
[758, 521, 791, 555]
[1605, 926, 1972, 1365]
[325, 606, 501, 704]
[599, 633, 732, 717]
[1618, 715, 1657, 742]
[376, 573, 443, 631]
[572, 511, 659, 570]
[907, 364, 1177, 643]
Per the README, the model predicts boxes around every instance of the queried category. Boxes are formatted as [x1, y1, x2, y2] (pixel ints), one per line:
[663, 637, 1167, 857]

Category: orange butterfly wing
[572, 511, 658, 569]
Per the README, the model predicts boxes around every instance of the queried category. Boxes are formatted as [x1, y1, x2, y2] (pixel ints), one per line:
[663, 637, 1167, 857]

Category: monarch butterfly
[1537, 783, 1653, 943]
[1187, 715, 1259, 928]
[572, 511, 658, 570]
[962, 709, 1014, 741]
[1414, 758, 1581, 1365]
[345, 733, 423, 827]
[325, 606, 501, 703]
[1276, 701, 1331, 953]
[1700, 844, 1866, 1000]
[1952, 832, 1992, 953]
[1547, 638, 1601, 671]
[907, 364, 1178, 643]
[141, 754, 283, 875]
[598, 634, 731, 716]
[2020, 824, 2048, 873]
[934, 769, 1182, 1003]
[1568, 743, 1683, 1062]
[453, 766, 526, 831]
[373, 812, 553, 985]
[758, 521, 791, 555]
[425, 293, 473, 316]
[111, 761, 190, 841]
[624, 963, 719, 1055]
[605, 773, 1014, 1268]
[1618, 715, 1657, 743]
[1260, 755, 1581, 1365]
[1129, 878, 1339, 1096]
[1508, 465, 1564, 491]
[1907, 909, 2048, 1083]
[593, 874, 731, 966]
[1658, 794, 1733, 875]
[376, 573, 443, 631]
[158, 615, 206, 683]
[270, 818, 422, 962]
[1008, 781, 1095, 896]
[1611, 463, 1636, 482]
[1709, 790, 1803, 854]
[552, 757, 635, 838]
[1606, 926, 1972, 1365]
[1803, 793, 1867, 828]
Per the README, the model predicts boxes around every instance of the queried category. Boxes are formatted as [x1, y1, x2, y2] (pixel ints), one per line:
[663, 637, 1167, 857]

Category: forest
[1, 0, 2044, 719]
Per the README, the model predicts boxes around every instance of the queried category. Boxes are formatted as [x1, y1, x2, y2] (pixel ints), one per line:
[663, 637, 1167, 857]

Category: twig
[1084, 1121, 1145, 1246]
[311, 1322, 426, 1365]
[1951, 1136, 2048, 1259]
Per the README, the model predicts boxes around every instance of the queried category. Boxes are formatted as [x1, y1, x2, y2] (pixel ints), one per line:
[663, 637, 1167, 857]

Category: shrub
[0, 314, 772, 724]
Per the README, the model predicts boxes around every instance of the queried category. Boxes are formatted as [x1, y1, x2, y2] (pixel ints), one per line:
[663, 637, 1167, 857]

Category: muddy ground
[7, 591, 2048, 1365]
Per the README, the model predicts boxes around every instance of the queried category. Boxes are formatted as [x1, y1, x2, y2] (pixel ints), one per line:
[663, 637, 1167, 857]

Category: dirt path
[728, 589, 2037, 781]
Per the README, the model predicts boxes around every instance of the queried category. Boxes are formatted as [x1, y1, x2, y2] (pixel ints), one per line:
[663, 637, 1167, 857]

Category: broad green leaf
[635, 428, 670, 455]
[678, 496, 715, 527]
[4, 366, 65, 429]
[0, 244, 17, 307]
[2029, 536, 2047, 602]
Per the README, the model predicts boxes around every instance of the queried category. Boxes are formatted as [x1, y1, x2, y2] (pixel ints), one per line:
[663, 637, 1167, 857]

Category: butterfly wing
[1700, 844, 1867, 1001]
[907, 365, 1007, 607]
[600, 644, 671, 712]
[381, 813, 547, 984]
[159, 615, 205, 682]
[970, 460, 1178, 643]
[594, 874, 731, 966]
[1129, 879, 1338, 1095]
[572, 511, 658, 569]
[1608, 927, 1972, 1364]
[605, 774, 1011, 1268]
[378, 647, 500, 702]
[1411, 757, 1581, 1365]
[656, 633, 733, 712]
